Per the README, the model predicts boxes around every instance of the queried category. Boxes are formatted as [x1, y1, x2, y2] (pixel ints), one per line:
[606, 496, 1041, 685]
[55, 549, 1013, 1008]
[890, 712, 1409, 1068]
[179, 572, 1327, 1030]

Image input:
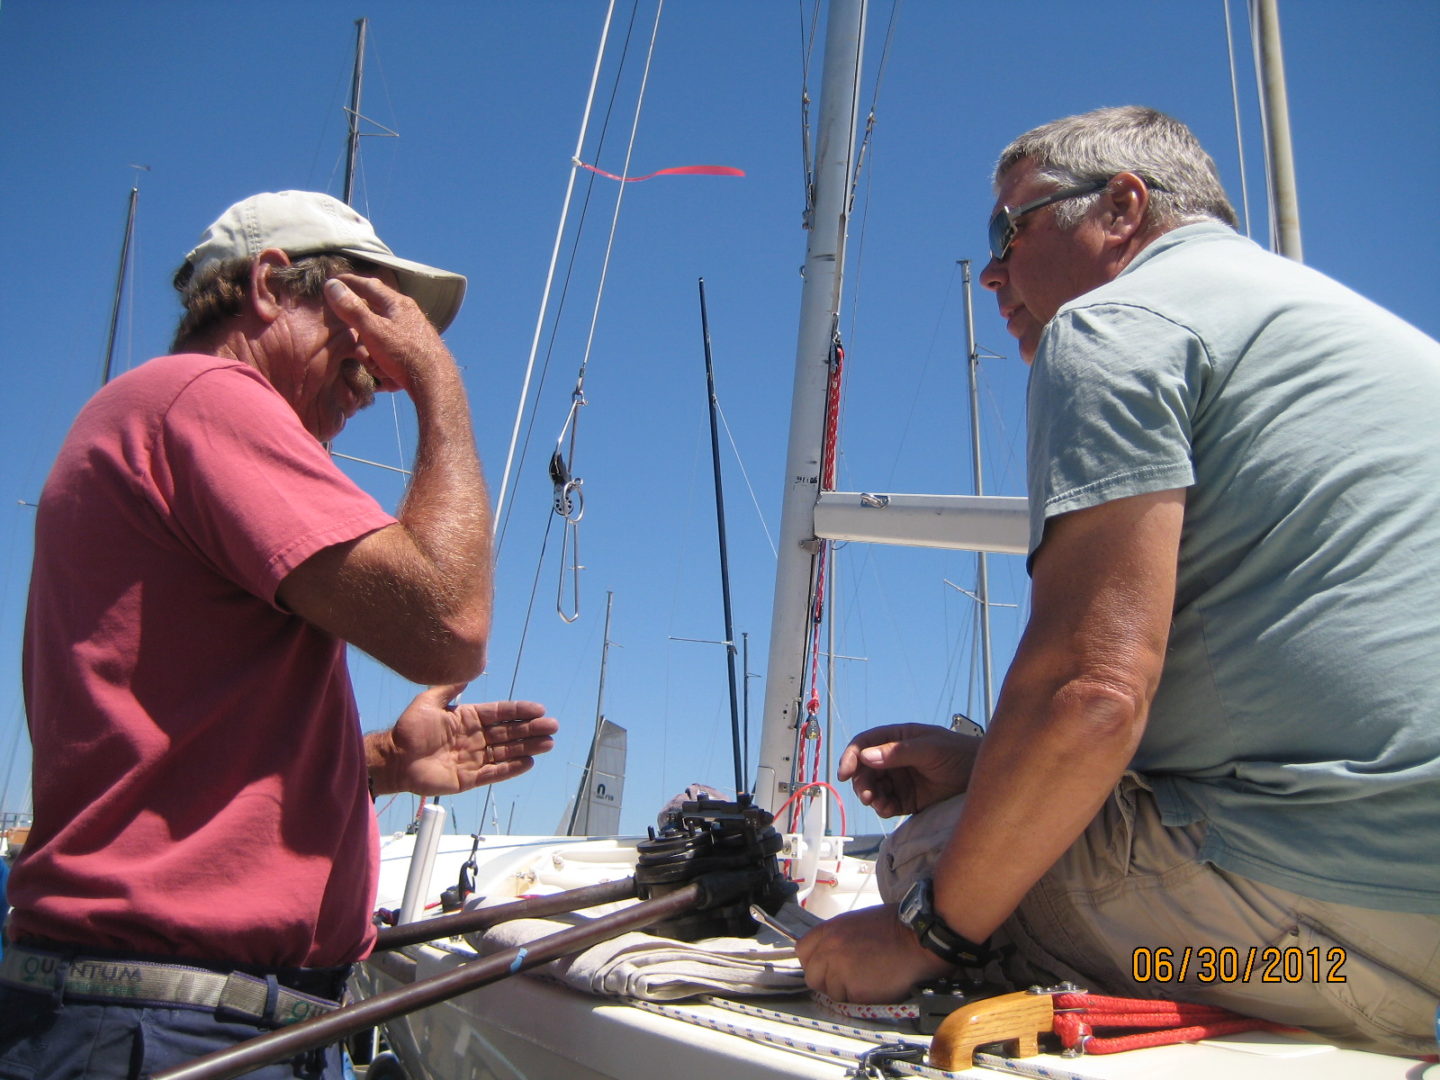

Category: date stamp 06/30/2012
[1131, 946, 1348, 985]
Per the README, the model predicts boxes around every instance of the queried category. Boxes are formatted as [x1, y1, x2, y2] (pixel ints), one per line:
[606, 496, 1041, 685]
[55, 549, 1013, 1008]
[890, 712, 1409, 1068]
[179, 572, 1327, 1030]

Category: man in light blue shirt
[799, 106, 1440, 1056]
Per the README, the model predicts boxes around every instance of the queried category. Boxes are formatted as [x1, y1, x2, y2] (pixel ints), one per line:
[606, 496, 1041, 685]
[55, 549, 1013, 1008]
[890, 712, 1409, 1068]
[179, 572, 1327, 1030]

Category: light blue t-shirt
[1028, 223, 1440, 913]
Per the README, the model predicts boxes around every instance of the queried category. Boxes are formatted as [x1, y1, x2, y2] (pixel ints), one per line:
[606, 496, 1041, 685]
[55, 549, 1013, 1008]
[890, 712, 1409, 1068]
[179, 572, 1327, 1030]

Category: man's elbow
[384, 611, 489, 684]
[389, 640, 486, 685]
[1054, 675, 1151, 749]
[433, 612, 491, 682]
[451, 607, 491, 676]
[423, 651, 487, 685]
[446, 623, 489, 682]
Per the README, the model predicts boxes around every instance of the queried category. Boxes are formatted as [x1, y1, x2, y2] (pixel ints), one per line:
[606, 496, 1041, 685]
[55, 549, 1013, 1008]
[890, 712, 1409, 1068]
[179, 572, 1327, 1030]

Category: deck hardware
[853, 1041, 925, 1077]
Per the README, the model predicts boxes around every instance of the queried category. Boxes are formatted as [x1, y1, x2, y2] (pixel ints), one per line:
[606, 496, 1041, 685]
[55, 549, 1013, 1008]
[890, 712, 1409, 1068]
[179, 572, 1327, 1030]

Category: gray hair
[995, 106, 1237, 231]
[170, 252, 368, 352]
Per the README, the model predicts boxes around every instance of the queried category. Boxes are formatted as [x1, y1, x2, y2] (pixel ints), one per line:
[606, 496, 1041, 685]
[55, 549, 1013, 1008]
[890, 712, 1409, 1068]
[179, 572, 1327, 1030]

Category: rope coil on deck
[1048, 990, 1286, 1055]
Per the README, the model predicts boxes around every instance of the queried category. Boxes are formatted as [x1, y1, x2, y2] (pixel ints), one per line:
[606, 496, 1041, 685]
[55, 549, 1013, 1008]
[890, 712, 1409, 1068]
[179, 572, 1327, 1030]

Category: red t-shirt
[12, 354, 397, 968]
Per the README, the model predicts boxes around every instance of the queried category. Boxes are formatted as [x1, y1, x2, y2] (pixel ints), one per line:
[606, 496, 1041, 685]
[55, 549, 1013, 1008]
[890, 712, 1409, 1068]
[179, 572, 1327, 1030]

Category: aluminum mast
[754, 0, 866, 815]
[1252, 0, 1302, 261]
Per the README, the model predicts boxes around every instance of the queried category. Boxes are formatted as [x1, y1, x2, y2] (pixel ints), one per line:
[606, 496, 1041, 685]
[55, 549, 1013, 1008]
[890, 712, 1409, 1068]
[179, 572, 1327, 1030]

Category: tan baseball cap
[184, 190, 466, 332]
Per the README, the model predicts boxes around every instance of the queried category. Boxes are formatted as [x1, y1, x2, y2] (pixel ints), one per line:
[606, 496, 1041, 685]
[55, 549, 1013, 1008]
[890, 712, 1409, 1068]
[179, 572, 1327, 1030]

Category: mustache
[343, 359, 380, 408]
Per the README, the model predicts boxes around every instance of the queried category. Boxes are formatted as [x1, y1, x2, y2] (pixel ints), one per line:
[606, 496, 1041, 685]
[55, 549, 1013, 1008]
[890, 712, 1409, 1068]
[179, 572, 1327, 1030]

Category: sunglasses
[987, 179, 1110, 262]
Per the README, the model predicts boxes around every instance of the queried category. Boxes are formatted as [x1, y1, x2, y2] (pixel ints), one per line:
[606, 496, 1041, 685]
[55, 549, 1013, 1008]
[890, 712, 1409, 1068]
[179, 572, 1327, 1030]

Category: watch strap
[916, 913, 994, 969]
[903, 878, 996, 971]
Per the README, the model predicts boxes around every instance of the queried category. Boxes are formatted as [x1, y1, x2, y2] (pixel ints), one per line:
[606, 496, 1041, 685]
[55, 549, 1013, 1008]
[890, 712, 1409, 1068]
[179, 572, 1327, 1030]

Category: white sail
[560, 718, 626, 837]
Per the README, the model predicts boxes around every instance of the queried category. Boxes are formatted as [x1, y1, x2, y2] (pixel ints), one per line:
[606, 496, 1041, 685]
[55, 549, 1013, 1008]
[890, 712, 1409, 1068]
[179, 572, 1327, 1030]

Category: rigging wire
[493, 0, 620, 552]
[1222, 0, 1255, 238]
[844, 0, 900, 241]
[387, 393, 409, 482]
[833, 0, 900, 509]
[837, 0, 900, 356]
[716, 402, 778, 559]
[545, 0, 669, 624]
[504, 509, 559, 700]
[797, 0, 822, 210]
[484, 507, 558, 833]
[497, 40, 635, 561]
[573, 2, 668, 405]
[494, 0, 641, 669]
[312, 30, 355, 201]
[935, 579, 979, 725]
[500, 0, 674, 698]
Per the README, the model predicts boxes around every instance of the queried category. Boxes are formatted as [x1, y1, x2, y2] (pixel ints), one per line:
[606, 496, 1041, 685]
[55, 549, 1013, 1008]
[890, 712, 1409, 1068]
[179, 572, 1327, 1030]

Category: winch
[634, 793, 796, 941]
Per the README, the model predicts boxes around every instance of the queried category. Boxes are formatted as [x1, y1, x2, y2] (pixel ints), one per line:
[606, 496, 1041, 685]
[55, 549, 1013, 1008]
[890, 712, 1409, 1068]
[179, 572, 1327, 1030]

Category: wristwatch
[897, 878, 994, 971]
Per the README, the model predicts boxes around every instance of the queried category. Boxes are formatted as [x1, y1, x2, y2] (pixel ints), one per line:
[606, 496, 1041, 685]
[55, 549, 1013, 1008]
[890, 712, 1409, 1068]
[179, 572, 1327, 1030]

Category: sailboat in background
[560, 718, 626, 837]
[559, 593, 627, 837]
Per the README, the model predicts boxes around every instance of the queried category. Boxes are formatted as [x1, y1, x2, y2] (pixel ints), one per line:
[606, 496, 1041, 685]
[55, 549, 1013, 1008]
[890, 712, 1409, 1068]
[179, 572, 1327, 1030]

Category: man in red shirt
[1, 191, 558, 1079]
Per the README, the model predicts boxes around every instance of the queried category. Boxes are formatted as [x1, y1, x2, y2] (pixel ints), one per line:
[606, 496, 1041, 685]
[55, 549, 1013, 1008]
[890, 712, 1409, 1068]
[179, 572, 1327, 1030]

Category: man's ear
[249, 249, 293, 323]
[1100, 172, 1150, 247]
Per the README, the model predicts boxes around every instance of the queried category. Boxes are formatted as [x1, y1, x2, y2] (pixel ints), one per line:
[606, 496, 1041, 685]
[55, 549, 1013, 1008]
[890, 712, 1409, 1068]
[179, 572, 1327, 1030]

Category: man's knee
[875, 795, 967, 903]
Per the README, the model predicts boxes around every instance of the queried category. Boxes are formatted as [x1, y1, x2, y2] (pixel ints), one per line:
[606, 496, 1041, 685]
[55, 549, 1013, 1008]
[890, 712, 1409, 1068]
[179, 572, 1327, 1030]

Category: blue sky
[1, 2, 1435, 840]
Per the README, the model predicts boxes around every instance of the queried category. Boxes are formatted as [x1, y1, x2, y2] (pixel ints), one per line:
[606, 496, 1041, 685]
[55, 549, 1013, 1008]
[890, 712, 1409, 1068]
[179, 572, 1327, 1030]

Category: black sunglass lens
[988, 210, 1012, 261]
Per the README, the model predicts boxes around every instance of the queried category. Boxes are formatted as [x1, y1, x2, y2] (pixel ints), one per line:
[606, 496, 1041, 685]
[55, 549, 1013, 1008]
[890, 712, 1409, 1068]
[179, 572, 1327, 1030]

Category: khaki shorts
[877, 774, 1440, 1057]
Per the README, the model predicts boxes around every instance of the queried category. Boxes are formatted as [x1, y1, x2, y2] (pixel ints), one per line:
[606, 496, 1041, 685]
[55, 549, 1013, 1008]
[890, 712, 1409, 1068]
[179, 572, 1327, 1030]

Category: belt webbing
[0, 947, 340, 1027]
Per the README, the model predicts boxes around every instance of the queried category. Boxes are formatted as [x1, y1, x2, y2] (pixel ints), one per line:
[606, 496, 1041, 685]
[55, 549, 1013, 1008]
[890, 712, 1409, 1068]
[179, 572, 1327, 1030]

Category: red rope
[788, 712, 820, 835]
[821, 343, 843, 489]
[772, 781, 850, 847]
[792, 342, 846, 833]
[1050, 991, 1289, 1056]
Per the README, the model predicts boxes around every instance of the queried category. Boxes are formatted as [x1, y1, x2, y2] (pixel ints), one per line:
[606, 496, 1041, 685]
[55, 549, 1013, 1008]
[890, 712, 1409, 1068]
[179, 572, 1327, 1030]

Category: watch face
[898, 880, 928, 931]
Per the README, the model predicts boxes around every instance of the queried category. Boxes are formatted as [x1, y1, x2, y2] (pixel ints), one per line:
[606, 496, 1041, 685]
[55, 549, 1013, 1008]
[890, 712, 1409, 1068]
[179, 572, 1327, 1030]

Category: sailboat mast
[1251, 0, 1302, 261]
[343, 17, 368, 207]
[755, 0, 866, 815]
[100, 184, 140, 387]
[697, 279, 747, 797]
[960, 260, 995, 724]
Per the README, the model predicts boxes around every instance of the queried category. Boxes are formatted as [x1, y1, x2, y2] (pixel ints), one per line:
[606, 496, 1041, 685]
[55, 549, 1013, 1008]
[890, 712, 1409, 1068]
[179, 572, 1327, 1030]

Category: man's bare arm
[934, 488, 1184, 942]
[278, 275, 492, 685]
[800, 488, 1184, 1003]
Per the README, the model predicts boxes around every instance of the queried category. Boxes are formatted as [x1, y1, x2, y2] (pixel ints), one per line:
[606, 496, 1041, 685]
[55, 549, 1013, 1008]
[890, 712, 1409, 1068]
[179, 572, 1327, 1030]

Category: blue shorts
[0, 986, 345, 1080]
